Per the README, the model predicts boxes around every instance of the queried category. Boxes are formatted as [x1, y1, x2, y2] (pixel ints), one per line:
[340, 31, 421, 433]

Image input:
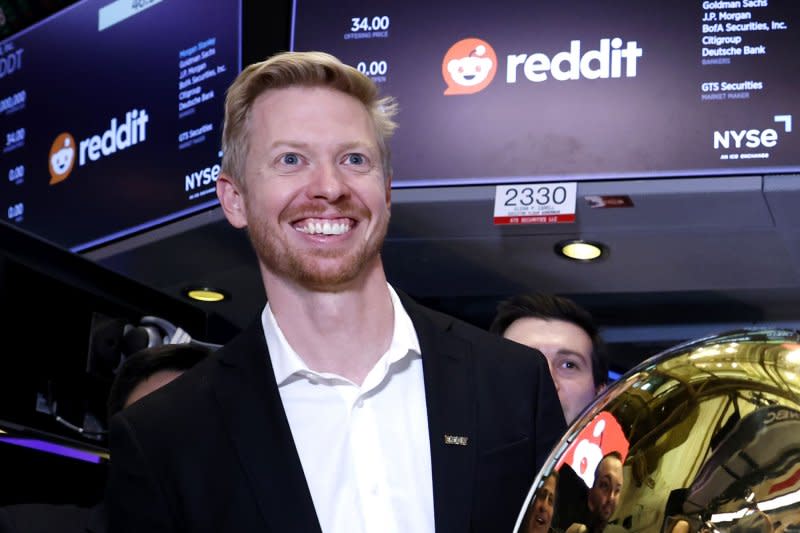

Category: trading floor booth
[0, 221, 215, 505]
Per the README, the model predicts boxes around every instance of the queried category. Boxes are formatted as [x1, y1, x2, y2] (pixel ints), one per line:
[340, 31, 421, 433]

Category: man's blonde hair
[221, 51, 398, 187]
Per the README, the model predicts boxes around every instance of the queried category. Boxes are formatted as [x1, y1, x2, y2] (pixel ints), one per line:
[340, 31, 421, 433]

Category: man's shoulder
[403, 295, 547, 365]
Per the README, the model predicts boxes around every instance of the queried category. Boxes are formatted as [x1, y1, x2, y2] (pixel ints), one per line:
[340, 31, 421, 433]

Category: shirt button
[355, 398, 364, 408]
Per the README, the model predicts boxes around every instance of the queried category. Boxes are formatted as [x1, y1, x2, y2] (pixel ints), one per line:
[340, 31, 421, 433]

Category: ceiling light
[556, 239, 606, 262]
[184, 287, 227, 303]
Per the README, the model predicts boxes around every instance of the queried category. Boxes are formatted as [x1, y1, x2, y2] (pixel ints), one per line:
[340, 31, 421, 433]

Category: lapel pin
[444, 434, 469, 446]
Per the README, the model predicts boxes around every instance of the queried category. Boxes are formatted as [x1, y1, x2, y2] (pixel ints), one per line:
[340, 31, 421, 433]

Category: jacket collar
[213, 319, 323, 533]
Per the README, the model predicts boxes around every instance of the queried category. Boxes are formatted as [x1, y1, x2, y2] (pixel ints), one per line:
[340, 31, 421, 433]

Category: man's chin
[250, 223, 386, 290]
[287, 258, 368, 291]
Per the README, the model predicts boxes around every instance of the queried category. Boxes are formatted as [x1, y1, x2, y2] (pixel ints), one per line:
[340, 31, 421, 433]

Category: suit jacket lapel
[212, 319, 323, 533]
[404, 296, 478, 533]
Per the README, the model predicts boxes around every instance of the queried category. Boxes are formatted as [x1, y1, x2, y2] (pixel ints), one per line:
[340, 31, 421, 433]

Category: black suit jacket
[107, 296, 565, 532]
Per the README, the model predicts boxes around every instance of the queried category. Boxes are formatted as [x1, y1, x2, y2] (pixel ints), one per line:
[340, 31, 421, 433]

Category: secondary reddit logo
[442, 38, 497, 95]
[49, 132, 76, 185]
[46, 108, 149, 186]
[556, 411, 629, 488]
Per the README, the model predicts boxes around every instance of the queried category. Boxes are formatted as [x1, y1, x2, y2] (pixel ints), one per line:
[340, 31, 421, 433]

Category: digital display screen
[1, 0, 241, 250]
[291, 0, 800, 187]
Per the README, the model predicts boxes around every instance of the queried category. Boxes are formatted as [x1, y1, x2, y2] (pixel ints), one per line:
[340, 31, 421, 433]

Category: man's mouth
[294, 218, 353, 236]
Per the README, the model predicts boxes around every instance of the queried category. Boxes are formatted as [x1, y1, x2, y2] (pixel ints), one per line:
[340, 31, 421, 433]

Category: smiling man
[490, 293, 609, 424]
[566, 452, 624, 533]
[106, 51, 565, 533]
[522, 471, 558, 533]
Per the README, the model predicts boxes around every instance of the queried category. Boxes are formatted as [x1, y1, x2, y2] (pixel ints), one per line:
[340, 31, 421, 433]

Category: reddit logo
[557, 411, 629, 488]
[49, 132, 76, 185]
[442, 38, 497, 95]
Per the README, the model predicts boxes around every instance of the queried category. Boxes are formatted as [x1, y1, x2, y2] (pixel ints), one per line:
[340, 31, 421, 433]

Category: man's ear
[216, 173, 248, 229]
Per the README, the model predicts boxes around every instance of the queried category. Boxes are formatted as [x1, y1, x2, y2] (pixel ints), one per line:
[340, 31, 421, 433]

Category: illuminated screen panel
[291, 0, 800, 187]
[0, 0, 240, 251]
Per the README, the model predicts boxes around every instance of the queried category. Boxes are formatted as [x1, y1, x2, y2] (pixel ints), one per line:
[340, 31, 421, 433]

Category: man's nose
[307, 162, 348, 201]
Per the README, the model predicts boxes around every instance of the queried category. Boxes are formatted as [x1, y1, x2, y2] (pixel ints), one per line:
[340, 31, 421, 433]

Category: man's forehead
[508, 317, 591, 343]
[251, 85, 363, 111]
[598, 457, 623, 476]
[248, 87, 375, 140]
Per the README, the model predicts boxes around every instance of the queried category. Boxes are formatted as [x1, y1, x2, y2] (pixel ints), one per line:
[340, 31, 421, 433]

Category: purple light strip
[0, 437, 103, 464]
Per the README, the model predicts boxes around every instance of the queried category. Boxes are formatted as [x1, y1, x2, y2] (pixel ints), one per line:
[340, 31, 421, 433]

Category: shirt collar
[262, 284, 421, 387]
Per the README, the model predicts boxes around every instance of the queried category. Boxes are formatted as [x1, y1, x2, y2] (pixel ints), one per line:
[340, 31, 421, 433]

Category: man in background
[566, 452, 624, 533]
[106, 343, 212, 419]
[521, 471, 559, 533]
[490, 293, 609, 424]
[0, 343, 211, 533]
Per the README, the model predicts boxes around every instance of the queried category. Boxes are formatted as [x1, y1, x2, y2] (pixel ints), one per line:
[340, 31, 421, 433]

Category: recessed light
[556, 239, 606, 262]
[184, 287, 227, 302]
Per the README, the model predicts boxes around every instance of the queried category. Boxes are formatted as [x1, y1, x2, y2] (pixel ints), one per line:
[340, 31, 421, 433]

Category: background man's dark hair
[107, 343, 212, 419]
[489, 293, 609, 388]
[595, 451, 623, 480]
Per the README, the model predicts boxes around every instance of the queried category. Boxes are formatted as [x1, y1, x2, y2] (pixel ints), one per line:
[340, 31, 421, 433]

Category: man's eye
[346, 153, 366, 165]
[562, 361, 578, 370]
[281, 153, 300, 165]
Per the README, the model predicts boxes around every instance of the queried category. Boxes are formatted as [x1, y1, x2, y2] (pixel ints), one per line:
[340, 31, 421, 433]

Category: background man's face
[504, 317, 599, 423]
[527, 474, 557, 533]
[587, 456, 623, 525]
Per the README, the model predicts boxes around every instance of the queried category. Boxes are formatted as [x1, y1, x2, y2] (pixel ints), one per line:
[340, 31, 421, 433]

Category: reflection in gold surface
[515, 329, 800, 533]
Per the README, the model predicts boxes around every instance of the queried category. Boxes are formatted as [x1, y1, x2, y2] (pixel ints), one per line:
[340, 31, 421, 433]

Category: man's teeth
[297, 221, 351, 235]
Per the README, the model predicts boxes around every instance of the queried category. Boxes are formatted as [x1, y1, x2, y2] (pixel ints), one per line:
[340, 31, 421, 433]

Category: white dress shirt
[262, 285, 434, 533]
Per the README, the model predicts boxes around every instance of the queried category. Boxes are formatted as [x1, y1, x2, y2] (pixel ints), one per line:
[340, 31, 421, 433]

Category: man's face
[217, 86, 391, 291]
[587, 456, 623, 525]
[503, 317, 601, 423]
[527, 474, 557, 533]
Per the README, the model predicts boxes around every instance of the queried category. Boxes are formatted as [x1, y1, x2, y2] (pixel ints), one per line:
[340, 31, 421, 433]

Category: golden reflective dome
[515, 329, 800, 533]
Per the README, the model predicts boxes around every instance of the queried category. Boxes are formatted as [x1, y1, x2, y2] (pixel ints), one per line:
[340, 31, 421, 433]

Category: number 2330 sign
[493, 182, 577, 225]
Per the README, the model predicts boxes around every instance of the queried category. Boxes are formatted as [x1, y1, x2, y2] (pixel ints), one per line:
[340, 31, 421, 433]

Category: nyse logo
[714, 115, 792, 150]
[185, 163, 221, 191]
